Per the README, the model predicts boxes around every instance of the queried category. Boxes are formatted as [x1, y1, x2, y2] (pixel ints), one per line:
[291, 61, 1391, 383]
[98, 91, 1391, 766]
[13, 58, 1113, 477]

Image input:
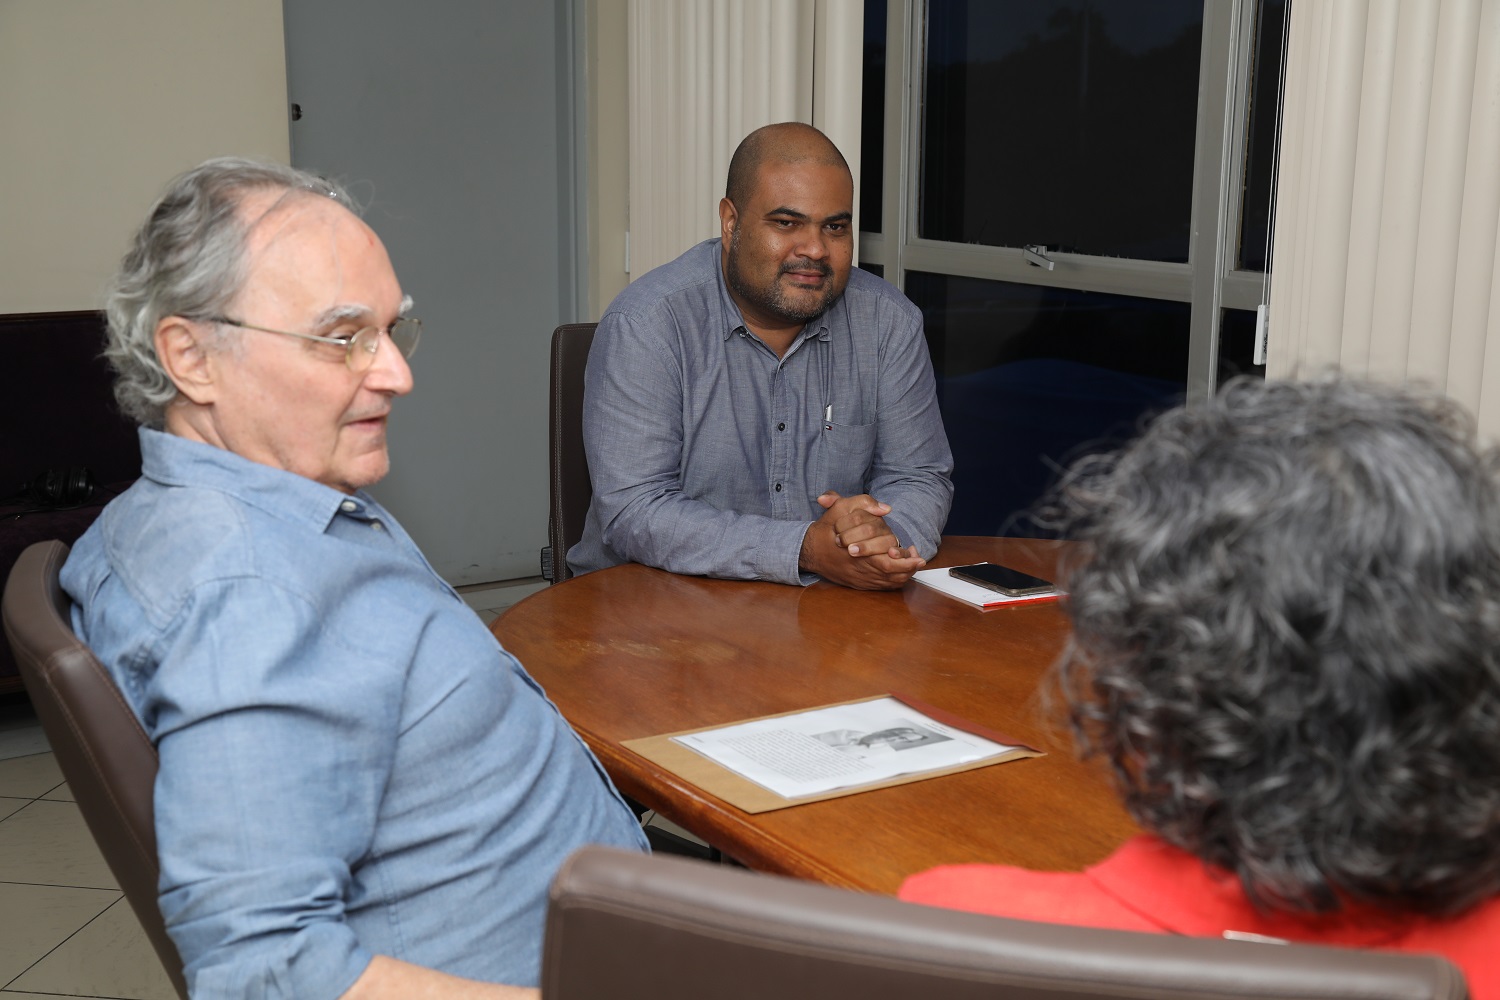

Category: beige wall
[0, 0, 290, 313]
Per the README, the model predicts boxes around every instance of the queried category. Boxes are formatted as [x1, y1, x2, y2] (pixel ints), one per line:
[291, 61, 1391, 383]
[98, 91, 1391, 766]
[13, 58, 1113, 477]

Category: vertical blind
[1269, 0, 1500, 437]
[626, 0, 865, 280]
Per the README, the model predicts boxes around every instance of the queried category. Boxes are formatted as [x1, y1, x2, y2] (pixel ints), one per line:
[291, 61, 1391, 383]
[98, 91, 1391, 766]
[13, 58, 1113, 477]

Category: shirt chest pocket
[815, 420, 878, 495]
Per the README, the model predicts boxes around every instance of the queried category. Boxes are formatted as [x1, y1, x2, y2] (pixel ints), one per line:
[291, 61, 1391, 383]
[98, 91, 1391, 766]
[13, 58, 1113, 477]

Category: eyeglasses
[208, 315, 422, 372]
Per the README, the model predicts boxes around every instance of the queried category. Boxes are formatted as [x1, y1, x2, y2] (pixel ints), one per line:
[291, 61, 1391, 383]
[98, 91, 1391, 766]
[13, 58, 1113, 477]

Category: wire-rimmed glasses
[208, 315, 422, 372]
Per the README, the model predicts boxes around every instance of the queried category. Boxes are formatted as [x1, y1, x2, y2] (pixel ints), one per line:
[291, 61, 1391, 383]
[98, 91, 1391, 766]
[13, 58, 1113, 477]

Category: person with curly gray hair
[900, 376, 1500, 996]
[61, 158, 646, 999]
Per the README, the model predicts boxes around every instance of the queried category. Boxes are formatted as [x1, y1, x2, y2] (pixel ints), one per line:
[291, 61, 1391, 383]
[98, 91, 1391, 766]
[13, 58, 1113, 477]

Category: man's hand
[799, 491, 926, 590]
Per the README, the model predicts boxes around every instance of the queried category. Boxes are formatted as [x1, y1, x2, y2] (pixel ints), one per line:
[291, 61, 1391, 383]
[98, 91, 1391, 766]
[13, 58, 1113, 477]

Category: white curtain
[626, 0, 865, 280]
[1269, 0, 1500, 437]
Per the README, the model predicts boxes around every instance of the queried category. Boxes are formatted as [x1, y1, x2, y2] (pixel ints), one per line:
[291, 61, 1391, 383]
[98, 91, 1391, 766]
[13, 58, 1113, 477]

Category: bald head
[725, 122, 850, 209]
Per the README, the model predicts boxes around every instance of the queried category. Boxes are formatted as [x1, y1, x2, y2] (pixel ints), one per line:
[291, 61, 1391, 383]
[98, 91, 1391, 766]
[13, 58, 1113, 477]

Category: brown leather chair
[2, 540, 189, 999]
[543, 846, 1469, 1000]
[544, 322, 597, 584]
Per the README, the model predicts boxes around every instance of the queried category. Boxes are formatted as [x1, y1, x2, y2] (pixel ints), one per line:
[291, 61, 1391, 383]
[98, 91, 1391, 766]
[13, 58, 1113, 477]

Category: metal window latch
[1022, 245, 1055, 270]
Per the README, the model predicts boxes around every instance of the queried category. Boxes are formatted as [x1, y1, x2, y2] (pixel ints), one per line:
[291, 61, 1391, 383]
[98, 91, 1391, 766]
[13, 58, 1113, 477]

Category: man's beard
[726, 225, 844, 324]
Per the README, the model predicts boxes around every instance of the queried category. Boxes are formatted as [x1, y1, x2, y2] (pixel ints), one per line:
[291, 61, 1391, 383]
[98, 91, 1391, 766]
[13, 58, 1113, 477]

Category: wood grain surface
[493, 537, 1137, 894]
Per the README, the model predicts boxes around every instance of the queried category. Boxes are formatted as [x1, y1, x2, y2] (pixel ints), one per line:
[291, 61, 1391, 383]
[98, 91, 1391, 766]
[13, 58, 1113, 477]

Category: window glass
[860, 0, 887, 233]
[1218, 308, 1268, 384]
[906, 271, 1188, 536]
[919, 0, 1202, 262]
[1237, 0, 1288, 271]
[858, 261, 885, 279]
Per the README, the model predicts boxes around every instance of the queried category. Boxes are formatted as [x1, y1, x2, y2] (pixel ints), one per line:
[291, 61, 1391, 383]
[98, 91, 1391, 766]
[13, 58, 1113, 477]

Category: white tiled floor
[0, 582, 541, 996]
[0, 695, 169, 1000]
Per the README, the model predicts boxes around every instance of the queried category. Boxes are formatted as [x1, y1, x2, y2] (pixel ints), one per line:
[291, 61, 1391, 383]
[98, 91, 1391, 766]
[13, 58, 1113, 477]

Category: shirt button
[777, 422, 785, 431]
[340, 500, 358, 513]
[774, 483, 783, 492]
[371, 522, 384, 532]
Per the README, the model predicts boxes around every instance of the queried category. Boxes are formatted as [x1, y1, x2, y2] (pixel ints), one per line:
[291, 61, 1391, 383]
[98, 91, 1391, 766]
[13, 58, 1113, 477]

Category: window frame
[859, 0, 1271, 403]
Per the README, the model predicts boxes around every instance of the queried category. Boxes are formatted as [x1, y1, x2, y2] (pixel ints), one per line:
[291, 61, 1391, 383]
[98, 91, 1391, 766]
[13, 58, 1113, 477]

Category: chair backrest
[2, 540, 188, 1000]
[543, 846, 1469, 1000]
[546, 322, 597, 583]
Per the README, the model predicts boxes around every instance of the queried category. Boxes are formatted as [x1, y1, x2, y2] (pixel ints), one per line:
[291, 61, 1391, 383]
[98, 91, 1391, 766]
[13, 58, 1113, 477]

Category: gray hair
[104, 156, 358, 427]
[1049, 375, 1500, 918]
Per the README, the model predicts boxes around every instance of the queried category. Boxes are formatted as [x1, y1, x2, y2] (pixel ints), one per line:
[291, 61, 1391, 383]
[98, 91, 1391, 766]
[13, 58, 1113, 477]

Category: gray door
[283, 1, 576, 584]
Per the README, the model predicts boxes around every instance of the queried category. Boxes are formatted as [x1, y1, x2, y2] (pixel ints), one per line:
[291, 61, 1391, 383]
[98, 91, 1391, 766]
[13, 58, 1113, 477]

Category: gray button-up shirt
[570, 239, 953, 584]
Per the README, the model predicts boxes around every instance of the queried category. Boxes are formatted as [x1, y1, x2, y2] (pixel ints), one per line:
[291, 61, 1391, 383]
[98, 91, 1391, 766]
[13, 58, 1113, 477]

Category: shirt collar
[137, 426, 378, 534]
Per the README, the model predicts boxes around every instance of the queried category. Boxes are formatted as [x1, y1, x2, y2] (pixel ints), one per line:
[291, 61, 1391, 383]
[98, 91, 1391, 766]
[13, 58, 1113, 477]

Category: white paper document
[670, 696, 1020, 799]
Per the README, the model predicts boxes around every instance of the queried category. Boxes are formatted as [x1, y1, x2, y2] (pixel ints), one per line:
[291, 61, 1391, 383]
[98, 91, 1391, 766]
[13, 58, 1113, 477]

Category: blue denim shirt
[61, 429, 647, 998]
[570, 239, 954, 584]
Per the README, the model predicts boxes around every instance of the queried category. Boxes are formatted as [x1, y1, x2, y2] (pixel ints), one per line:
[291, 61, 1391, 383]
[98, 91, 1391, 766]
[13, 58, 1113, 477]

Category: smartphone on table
[947, 562, 1058, 597]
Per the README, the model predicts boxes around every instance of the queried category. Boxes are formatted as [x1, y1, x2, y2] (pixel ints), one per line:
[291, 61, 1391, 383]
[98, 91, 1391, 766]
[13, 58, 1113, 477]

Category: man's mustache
[781, 258, 833, 277]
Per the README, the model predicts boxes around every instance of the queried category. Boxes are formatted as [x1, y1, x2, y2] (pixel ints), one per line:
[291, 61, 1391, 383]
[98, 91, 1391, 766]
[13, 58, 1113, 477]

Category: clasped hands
[798, 490, 926, 590]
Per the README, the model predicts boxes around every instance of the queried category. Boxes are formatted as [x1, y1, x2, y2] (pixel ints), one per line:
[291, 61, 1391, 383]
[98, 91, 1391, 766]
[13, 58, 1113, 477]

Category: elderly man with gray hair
[61, 158, 647, 999]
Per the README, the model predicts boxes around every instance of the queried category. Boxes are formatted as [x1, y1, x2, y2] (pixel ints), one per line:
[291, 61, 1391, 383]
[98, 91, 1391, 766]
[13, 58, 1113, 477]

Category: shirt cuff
[792, 522, 818, 586]
[183, 928, 372, 1000]
[756, 520, 816, 586]
[881, 512, 931, 559]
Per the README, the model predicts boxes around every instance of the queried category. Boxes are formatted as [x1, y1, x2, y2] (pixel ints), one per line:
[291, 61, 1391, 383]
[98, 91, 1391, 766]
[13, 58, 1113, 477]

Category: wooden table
[493, 537, 1137, 894]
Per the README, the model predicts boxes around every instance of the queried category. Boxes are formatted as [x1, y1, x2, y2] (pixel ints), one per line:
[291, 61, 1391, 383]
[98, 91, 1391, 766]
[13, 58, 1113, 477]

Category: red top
[899, 836, 1500, 998]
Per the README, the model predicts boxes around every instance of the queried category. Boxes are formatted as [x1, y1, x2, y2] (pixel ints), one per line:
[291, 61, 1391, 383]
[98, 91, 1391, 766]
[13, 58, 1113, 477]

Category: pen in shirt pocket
[824, 404, 833, 430]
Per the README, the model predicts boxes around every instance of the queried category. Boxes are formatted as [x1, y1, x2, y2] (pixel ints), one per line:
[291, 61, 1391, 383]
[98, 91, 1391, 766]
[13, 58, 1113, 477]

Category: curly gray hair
[1051, 375, 1500, 918]
[104, 157, 357, 426]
